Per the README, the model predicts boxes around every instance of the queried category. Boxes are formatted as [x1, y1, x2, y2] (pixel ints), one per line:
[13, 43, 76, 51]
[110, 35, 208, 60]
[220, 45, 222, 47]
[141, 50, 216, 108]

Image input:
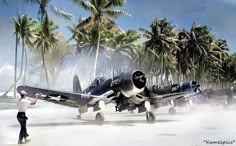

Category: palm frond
[74, 0, 97, 14]
[103, 10, 130, 18]
[22, 0, 38, 4]
[139, 28, 152, 36]
[76, 16, 93, 28]
[50, 5, 74, 20]
[104, 0, 127, 8]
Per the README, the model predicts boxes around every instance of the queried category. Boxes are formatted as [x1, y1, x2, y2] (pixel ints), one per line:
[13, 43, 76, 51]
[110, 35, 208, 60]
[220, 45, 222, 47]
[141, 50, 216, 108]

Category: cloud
[0, 17, 15, 66]
[0, 65, 14, 91]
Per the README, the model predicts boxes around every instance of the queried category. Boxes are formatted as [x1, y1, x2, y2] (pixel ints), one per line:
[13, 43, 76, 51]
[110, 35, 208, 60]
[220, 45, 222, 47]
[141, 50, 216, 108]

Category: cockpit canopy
[90, 77, 106, 87]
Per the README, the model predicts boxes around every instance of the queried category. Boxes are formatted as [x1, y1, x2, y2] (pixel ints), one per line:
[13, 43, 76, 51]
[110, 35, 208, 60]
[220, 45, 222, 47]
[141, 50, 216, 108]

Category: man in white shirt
[17, 90, 38, 144]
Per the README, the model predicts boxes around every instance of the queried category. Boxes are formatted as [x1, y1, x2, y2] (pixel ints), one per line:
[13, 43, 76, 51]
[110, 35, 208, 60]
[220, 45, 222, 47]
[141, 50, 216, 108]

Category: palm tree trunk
[41, 45, 50, 88]
[18, 40, 25, 81]
[3, 37, 24, 97]
[155, 75, 158, 84]
[13, 0, 19, 98]
[23, 46, 27, 85]
[161, 50, 164, 85]
[193, 55, 196, 81]
[93, 23, 101, 78]
[13, 32, 18, 98]
[177, 63, 180, 82]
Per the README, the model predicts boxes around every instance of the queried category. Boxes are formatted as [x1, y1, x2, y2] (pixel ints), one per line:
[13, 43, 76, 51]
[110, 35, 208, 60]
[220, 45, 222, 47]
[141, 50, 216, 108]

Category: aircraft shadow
[123, 112, 190, 117]
[155, 134, 177, 136]
[11, 119, 180, 127]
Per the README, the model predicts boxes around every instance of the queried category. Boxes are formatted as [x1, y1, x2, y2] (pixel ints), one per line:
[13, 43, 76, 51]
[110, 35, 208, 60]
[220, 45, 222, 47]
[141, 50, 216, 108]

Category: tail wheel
[168, 107, 176, 115]
[95, 112, 105, 125]
[146, 111, 156, 123]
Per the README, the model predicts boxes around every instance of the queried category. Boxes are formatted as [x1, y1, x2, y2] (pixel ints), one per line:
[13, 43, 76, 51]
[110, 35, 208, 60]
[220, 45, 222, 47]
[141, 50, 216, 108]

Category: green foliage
[139, 18, 177, 85]
[10, 1, 236, 88]
[72, 0, 130, 77]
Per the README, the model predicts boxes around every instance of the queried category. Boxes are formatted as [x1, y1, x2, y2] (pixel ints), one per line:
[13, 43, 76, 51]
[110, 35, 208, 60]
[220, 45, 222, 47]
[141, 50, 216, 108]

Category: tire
[190, 107, 196, 113]
[146, 111, 156, 123]
[77, 115, 81, 120]
[95, 112, 105, 125]
[168, 107, 176, 115]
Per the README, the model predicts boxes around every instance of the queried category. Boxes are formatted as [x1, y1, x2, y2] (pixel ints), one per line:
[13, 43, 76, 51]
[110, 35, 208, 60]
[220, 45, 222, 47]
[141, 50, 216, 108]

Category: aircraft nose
[192, 81, 201, 92]
[132, 71, 147, 89]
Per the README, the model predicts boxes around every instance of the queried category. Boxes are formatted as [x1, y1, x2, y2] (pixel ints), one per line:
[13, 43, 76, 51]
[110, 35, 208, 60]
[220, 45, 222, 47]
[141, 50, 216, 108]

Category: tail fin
[73, 75, 82, 93]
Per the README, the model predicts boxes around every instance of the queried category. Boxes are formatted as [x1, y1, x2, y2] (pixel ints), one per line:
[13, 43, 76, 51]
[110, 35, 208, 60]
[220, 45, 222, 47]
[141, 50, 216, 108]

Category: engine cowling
[118, 70, 147, 97]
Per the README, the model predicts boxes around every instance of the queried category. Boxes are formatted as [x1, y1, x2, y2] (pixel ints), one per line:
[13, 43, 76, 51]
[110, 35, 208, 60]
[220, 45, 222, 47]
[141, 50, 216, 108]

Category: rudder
[73, 75, 82, 93]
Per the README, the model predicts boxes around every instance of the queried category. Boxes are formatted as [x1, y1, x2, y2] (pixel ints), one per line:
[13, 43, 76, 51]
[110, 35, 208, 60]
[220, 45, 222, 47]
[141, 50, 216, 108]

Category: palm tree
[23, 0, 72, 87]
[108, 30, 140, 74]
[45, 37, 74, 86]
[34, 15, 58, 87]
[208, 39, 229, 88]
[139, 18, 176, 85]
[176, 22, 212, 82]
[69, 19, 126, 78]
[72, 0, 129, 78]
[1, 0, 20, 98]
[226, 54, 236, 83]
[187, 22, 212, 81]
[68, 24, 88, 53]
[22, 0, 73, 21]
[14, 15, 37, 84]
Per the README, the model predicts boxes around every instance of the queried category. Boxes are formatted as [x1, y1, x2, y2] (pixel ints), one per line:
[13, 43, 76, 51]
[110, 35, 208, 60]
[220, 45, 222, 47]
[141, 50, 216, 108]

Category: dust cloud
[0, 102, 236, 146]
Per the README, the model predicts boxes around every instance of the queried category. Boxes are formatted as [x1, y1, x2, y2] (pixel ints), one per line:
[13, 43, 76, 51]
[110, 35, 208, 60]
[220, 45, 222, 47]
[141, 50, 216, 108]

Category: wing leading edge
[17, 86, 96, 107]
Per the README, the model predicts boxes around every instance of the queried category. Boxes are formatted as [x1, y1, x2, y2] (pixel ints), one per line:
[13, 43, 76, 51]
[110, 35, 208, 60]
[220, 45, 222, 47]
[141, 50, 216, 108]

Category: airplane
[17, 70, 200, 124]
[115, 80, 201, 117]
[192, 86, 236, 107]
[17, 70, 147, 124]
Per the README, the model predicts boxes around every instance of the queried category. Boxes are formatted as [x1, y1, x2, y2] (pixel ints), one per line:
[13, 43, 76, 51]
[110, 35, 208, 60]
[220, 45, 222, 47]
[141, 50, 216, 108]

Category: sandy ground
[0, 100, 236, 146]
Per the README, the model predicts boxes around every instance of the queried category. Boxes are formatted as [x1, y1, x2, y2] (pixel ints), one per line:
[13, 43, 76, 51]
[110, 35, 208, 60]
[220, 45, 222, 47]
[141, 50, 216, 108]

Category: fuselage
[81, 70, 147, 105]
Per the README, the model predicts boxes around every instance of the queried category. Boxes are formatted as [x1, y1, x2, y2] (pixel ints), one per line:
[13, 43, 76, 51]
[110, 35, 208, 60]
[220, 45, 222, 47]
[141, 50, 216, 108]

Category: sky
[0, 0, 236, 90]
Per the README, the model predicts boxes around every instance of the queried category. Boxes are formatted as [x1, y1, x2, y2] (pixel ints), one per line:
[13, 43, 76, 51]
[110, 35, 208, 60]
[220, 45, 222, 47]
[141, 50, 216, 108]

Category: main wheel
[223, 100, 228, 109]
[77, 115, 81, 120]
[146, 111, 156, 123]
[190, 107, 196, 113]
[95, 112, 105, 125]
[168, 107, 176, 115]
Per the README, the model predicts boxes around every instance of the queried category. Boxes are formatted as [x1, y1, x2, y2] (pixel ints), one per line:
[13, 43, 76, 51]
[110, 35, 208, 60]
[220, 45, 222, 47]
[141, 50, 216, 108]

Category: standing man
[17, 90, 38, 144]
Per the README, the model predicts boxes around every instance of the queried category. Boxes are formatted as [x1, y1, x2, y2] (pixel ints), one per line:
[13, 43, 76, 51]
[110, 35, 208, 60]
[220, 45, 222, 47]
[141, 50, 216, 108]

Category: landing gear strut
[146, 111, 156, 123]
[223, 100, 228, 109]
[95, 112, 105, 125]
[168, 107, 176, 115]
[77, 109, 81, 119]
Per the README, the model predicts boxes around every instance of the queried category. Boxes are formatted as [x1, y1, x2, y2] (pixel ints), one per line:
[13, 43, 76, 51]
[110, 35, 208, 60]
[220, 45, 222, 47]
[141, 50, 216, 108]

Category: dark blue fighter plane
[17, 70, 200, 124]
[17, 70, 147, 123]
[116, 80, 200, 117]
[192, 86, 236, 107]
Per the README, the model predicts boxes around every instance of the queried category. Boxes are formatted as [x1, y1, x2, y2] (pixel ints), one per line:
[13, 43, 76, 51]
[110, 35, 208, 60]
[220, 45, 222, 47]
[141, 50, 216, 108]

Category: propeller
[194, 84, 201, 93]
[134, 74, 146, 83]
[191, 81, 201, 93]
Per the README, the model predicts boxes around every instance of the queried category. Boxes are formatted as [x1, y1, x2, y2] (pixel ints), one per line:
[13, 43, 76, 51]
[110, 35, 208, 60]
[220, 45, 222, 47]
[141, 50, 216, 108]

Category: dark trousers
[17, 112, 29, 141]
